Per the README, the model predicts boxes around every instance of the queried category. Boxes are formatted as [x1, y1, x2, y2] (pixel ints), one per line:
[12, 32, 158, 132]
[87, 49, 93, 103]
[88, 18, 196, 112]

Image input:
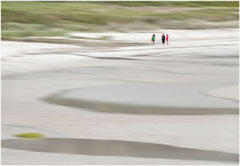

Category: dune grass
[1, 1, 239, 39]
[15, 133, 45, 138]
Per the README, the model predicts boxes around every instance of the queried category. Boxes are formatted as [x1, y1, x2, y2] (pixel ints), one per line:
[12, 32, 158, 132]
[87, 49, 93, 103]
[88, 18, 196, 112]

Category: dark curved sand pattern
[43, 95, 238, 115]
[2, 138, 238, 162]
[43, 82, 238, 115]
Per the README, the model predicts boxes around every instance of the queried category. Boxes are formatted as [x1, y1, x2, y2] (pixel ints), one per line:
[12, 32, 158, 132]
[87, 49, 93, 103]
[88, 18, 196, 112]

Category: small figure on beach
[161, 33, 165, 45]
[166, 34, 169, 45]
[151, 34, 156, 45]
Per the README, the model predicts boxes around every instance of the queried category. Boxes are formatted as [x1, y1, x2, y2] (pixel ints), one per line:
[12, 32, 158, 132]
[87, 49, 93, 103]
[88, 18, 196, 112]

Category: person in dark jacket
[161, 33, 165, 45]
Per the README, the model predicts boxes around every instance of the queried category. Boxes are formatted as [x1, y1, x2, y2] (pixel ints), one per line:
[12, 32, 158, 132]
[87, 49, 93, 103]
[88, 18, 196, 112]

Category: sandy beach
[1, 29, 239, 164]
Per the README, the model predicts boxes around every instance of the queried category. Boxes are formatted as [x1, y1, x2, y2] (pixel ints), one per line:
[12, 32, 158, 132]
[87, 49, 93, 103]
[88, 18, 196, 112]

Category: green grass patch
[15, 133, 45, 138]
[97, 1, 239, 7]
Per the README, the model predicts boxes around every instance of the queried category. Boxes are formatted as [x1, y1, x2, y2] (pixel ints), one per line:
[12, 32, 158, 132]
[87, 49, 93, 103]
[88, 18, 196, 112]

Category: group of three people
[151, 33, 169, 45]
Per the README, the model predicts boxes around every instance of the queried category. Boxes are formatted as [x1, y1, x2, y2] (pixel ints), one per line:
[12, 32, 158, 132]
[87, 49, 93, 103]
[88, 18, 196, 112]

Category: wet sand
[2, 138, 238, 162]
[1, 29, 239, 164]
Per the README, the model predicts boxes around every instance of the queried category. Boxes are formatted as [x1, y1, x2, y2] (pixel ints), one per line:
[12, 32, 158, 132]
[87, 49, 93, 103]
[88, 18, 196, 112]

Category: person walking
[151, 34, 156, 45]
[166, 34, 169, 45]
[161, 33, 165, 45]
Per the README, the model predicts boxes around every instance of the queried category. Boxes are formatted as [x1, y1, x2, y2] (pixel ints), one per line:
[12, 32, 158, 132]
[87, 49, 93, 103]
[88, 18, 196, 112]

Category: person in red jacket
[166, 34, 169, 45]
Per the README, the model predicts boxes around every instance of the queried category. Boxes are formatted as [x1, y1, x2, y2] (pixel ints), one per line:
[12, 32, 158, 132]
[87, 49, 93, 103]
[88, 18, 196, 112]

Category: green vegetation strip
[2, 1, 239, 39]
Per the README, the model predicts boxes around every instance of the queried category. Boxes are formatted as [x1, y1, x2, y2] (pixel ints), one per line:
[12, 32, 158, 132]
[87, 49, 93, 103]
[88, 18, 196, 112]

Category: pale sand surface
[1, 29, 239, 164]
[207, 86, 239, 101]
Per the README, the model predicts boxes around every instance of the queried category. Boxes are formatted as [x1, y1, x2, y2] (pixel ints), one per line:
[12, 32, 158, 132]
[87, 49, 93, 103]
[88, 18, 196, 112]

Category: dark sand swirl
[42, 82, 238, 115]
[43, 95, 238, 115]
[2, 138, 238, 163]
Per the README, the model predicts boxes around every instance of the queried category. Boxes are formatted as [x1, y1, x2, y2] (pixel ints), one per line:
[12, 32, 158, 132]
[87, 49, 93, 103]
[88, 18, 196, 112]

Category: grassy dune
[1, 1, 239, 39]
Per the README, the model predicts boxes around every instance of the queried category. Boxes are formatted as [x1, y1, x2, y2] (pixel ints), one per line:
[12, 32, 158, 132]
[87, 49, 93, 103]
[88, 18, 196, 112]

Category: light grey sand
[1, 29, 239, 165]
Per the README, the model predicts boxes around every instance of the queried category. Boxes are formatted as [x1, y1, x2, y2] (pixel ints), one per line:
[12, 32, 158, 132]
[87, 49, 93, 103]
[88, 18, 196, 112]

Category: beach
[1, 29, 239, 164]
